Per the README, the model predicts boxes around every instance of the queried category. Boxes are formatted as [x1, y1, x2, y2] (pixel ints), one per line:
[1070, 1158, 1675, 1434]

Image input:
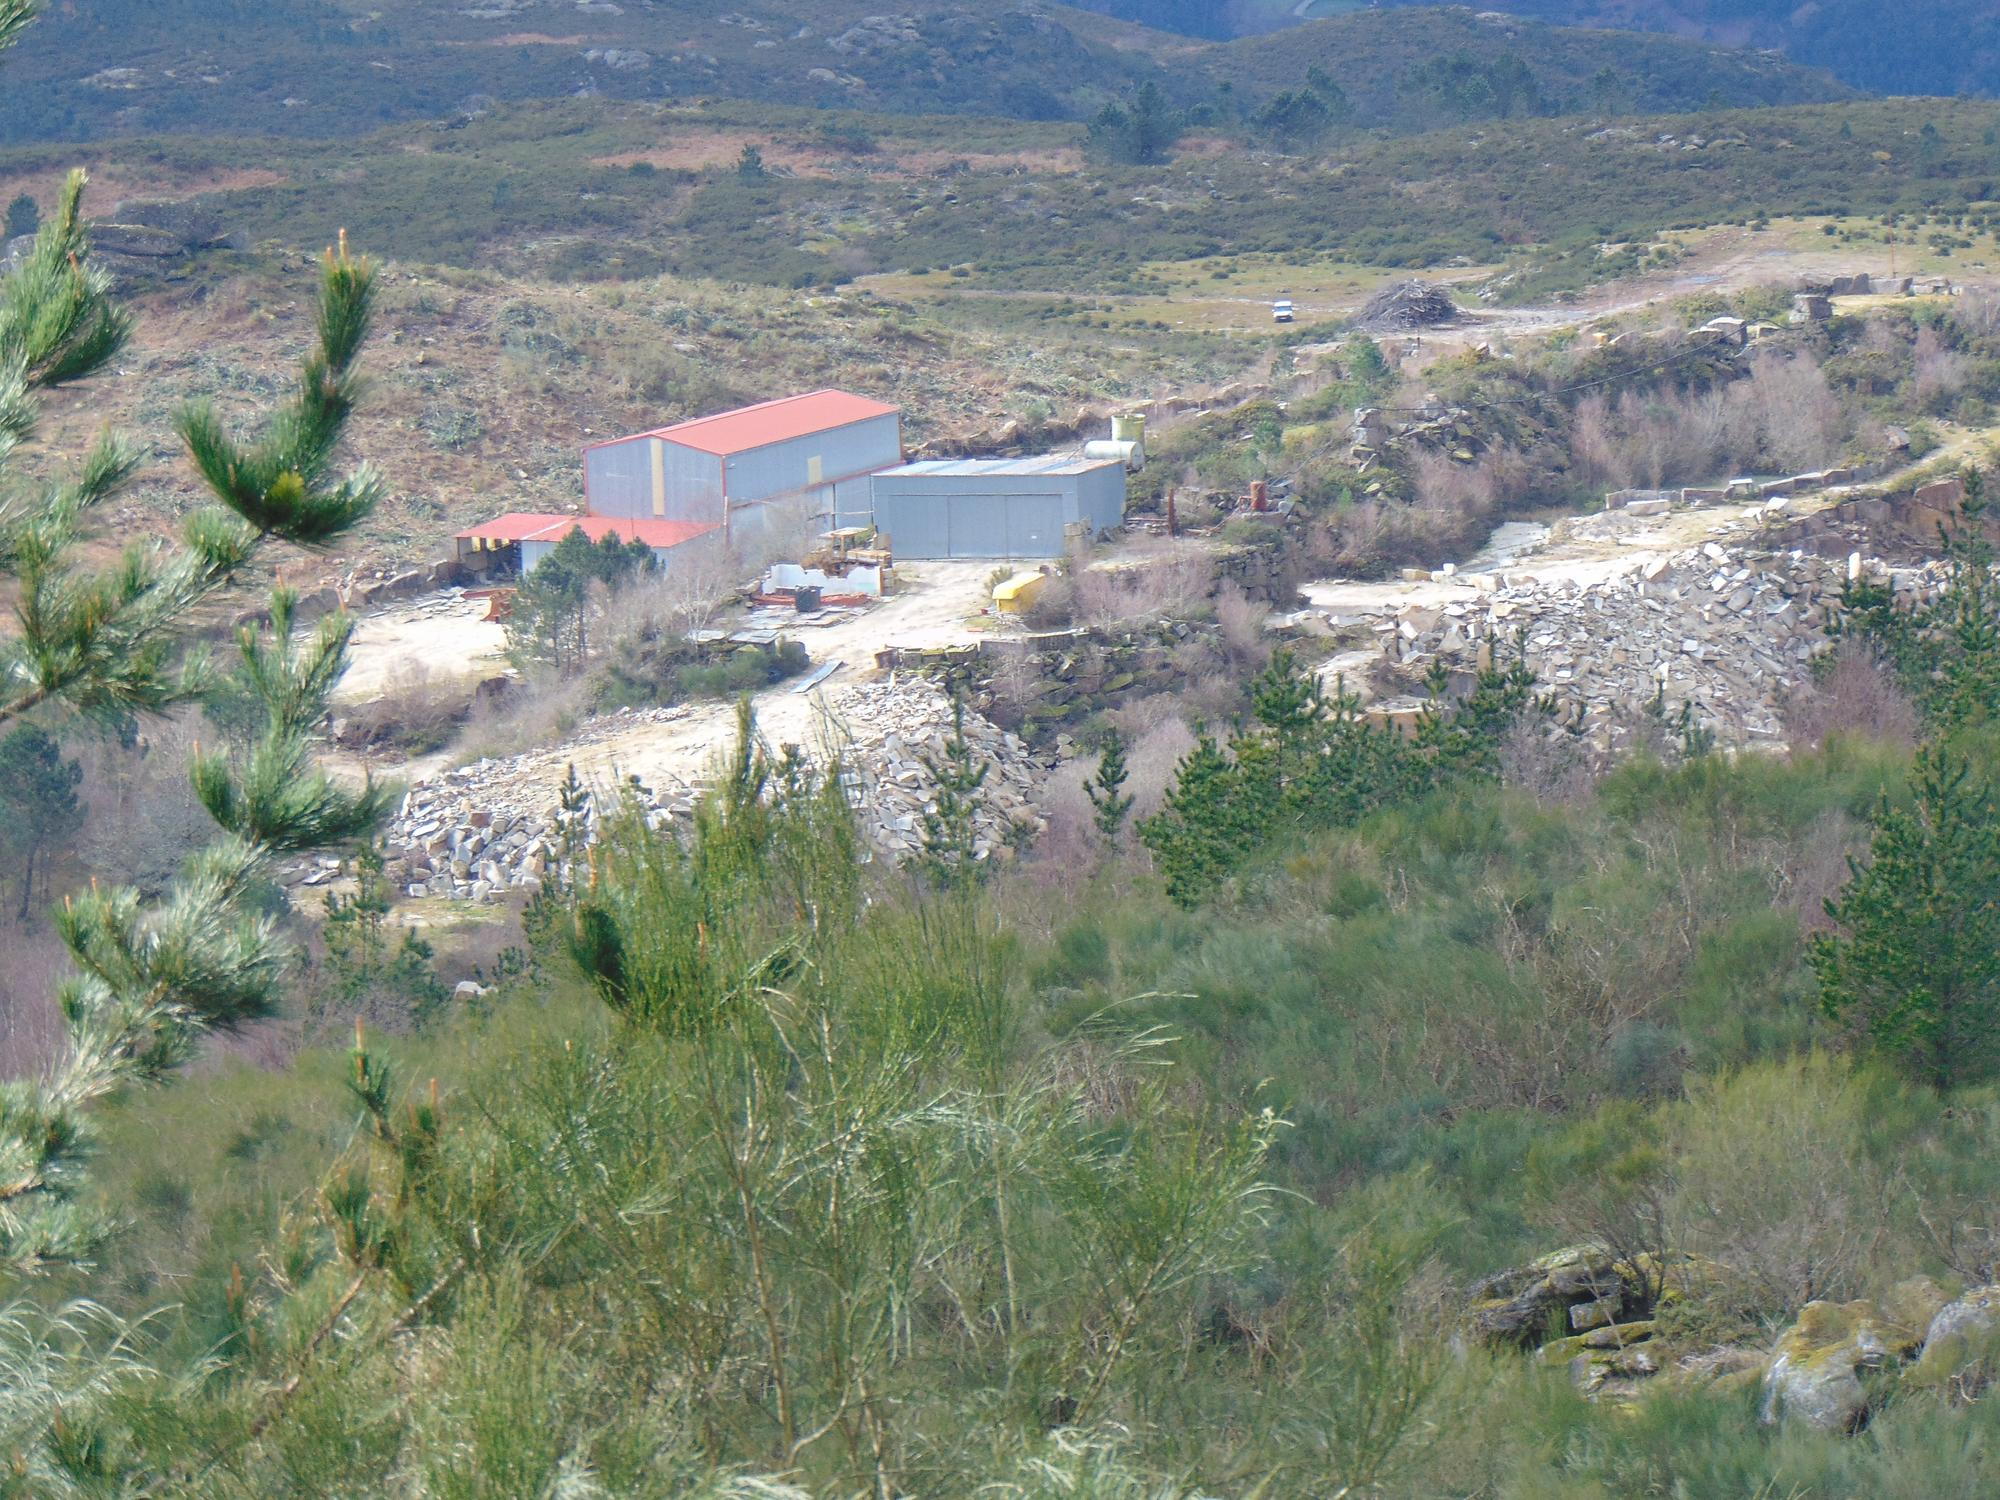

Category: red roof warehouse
[462, 389, 904, 575]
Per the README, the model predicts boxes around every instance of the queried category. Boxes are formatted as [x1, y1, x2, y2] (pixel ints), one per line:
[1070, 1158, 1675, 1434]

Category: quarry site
[281, 261, 1990, 907]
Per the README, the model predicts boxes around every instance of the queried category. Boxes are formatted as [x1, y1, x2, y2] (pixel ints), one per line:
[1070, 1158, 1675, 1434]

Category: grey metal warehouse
[582, 390, 902, 547]
[869, 455, 1126, 559]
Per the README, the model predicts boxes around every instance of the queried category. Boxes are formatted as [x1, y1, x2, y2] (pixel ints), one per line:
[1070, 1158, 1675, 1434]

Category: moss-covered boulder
[1468, 1244, 1638, 1347]
[1911, 1285, 2000, 1394]
[1760, 1299, 1926, 1432]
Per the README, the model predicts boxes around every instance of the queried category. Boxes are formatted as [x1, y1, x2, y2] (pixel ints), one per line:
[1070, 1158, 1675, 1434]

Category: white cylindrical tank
[1084, 439, 1143, 471]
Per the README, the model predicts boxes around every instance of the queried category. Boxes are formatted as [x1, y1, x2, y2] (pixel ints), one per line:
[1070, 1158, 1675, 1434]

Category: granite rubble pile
[1371, 544, 1884, 751]
[827, 679, 1050, 861]
[290, 682, 1049, 904]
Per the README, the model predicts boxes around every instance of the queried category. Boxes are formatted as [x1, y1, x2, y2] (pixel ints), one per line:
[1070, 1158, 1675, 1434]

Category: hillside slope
[1200, 7, 1857, 122]
[0, 0, 1853, 143]
[1074, 0, 1998, 98]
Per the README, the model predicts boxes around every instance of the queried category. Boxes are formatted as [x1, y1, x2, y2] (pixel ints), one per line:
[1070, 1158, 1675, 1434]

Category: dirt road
[344, 558, 1005, 800]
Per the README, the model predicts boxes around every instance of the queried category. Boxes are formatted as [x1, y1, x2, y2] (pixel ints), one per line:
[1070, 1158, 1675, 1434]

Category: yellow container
[993, 570, 1048, 615]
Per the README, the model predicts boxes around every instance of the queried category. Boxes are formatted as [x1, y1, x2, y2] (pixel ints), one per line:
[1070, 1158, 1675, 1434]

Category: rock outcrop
[1759, 1297, 1928, 1431]
[1463, 1249, 1980, 1429]
[1912, 1284, 2000, 1392]
[1468, 1244, 1658, 1349]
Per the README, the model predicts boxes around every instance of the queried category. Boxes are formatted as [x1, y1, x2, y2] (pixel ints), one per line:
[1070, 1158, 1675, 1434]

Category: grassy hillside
[11, 94, 1984, 295]
[0, 0, 1852, 143]
[1363, 0, 2000, 100]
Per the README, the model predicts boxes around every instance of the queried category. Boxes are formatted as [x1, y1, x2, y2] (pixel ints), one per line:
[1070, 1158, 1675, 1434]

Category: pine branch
[0, 227, 392, 1275]
[0, 0, 38, 56]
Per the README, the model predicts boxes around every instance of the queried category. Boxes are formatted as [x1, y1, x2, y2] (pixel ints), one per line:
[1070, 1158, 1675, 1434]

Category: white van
[1272, 299, 1295, 324]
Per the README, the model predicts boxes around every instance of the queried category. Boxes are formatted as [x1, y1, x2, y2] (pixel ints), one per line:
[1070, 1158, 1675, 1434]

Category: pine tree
[0, 130, 392, 1269]
[3, 191, 34, 240]
[1086, 728, 1135, 844]
[919, 692, 990, 891]
[1139, 730, 1257, 909]
[1139, 648, 1537, 908]
[0, 723, 83, 919]
[504, 525, 653, 671]
[1835, 467, 2000, 732]
[1811, 742, 2000, 1090]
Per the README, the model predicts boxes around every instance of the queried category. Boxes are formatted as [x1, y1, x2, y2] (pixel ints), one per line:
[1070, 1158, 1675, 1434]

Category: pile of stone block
[1371, 544, 1854, 751]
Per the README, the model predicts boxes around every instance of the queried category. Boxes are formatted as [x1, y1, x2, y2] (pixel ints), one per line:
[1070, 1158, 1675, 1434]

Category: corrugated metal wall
[1076, 463, 1127, 533]
[869, 463, 1126, 558]
[586, 438, 723, 524]
[717, 414, 901, 506]
[583, 437, 652, 519]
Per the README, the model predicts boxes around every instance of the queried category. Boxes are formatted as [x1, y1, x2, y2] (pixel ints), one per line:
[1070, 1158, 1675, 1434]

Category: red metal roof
[458, 514, 720, 550]
[456, 512, 572, 542]
[595, 389, 900, 457]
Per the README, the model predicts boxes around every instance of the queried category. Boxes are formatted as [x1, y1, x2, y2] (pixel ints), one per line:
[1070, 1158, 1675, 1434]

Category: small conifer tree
[1812, 742, 2000, 1090]
[1086, 728, 1135, 844]
[920, 692, 990, 891]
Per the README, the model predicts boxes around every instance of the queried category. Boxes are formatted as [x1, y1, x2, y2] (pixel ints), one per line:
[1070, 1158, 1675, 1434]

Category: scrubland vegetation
[17, 1, 2000, 1494]
[39, 597, 2000, 1497]
[1135, 283, 2000, 577]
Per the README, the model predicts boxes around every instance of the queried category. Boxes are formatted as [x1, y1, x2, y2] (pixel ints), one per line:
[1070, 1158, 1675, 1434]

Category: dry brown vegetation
[1570, 349, 1856, 493]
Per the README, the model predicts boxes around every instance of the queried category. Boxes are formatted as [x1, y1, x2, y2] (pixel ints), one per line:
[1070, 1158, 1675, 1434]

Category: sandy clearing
[344, 557, 1002, 801]
[335, 598, 510, 705]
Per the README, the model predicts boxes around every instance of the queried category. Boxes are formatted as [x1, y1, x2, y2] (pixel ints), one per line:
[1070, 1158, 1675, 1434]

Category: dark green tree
[1588, 66, 1625, 117]
[1402, 52, 1547, 125]
[1254, 89, 1333, 149]
[1347, 336, 1391, 388]
[1918, 121, 1947, 177]
[3, 191, 34, 240]
[1086, 727, 1135, 843]
[1304, 64, 1355, 125]
[1140, 649, 1535, 908]
[1812, 743, 2000, 1090]
[504, 525, 654, 671]
[323, 840, 446, 1022]
[736, 144, 767, 180]
[1836, 468, 2000, 733]
[1138, 730, 1258, 909]
[0, 723, 83, 919]
[920, 692, 990, 891]
[1087, 81, 1182, 166]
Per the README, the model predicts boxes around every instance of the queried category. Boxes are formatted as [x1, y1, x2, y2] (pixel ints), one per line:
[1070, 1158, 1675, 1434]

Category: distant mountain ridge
[1072, 0, 2000, 98]
[0, 0, 1854, 143]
